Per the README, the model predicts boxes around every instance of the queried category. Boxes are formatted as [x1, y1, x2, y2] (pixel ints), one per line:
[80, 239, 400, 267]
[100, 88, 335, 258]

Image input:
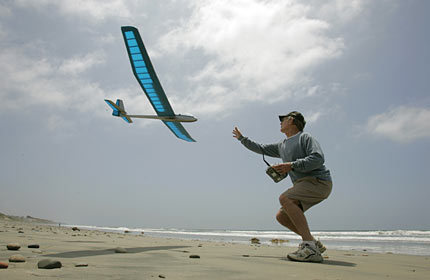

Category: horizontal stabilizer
[104, 99, 133, 123]
[122, 116, 133, 123]
[105, 99, 121, 114]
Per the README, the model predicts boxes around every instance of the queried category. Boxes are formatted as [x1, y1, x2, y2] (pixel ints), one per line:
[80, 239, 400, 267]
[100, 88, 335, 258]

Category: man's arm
[233, 127, 280, 157]
[291, 133, 325, 172]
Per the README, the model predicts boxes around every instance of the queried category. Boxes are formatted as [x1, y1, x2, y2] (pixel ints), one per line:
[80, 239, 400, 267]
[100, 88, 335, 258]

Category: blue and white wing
[121, 26, 196, 142]
[121, 26, 175, 117]
[163, 121, 195, 142]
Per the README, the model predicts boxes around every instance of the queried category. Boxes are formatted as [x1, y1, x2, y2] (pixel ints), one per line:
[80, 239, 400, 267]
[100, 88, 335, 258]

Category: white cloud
[306, 111, 323, 123]
[159, 0, 355, 115]
[0, 47, 113, 116]
[0, 48, 63, 109]
[98, 34, 116, 44]
[0, 3, 12, 18]
[0, 0, 369, 126]
[59, 52, 106, 75]
[15, 0, 133, 20]
[306, 86, 321, 97]
[0, 2, 157, 132]
[315, 0, 366, 23]
[0, 44, 156, 130]
[365, 106, 430, 143]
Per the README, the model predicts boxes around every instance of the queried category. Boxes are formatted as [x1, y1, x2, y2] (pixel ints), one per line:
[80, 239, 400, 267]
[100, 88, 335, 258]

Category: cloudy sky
[1, 0, 429, 230]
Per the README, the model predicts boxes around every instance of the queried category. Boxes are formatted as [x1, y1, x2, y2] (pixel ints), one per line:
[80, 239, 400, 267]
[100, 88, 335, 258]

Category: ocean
[64, 225, 430, 256]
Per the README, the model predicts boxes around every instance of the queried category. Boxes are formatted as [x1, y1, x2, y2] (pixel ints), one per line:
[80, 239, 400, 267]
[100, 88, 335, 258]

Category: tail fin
[116, 99, 125, 114]
[104, 99, 133, 123]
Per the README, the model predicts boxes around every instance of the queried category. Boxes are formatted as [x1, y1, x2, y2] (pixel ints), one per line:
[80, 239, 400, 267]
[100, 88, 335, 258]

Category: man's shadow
[249, 255, 356, 267]
[43, 246, 191, 258]
[286, 258, 357, 267]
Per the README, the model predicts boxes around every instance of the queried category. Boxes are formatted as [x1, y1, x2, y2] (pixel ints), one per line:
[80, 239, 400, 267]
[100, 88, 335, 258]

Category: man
[232, 111, 332, 262]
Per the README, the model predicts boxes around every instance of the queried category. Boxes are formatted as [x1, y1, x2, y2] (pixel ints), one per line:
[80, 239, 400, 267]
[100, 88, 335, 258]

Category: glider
[105, 26, 197, 142]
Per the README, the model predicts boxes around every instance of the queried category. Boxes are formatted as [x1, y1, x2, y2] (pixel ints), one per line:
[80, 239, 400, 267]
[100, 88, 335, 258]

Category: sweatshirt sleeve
[238, 136, 281, 158]
[291, 133, 325, 172]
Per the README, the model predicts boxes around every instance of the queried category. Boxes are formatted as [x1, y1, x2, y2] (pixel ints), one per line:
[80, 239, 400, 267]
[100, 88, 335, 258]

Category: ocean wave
[65, 225, 430, 243]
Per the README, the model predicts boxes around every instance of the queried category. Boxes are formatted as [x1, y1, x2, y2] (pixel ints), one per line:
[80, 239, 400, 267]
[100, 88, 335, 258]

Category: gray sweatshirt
[239, 131, 332, 183]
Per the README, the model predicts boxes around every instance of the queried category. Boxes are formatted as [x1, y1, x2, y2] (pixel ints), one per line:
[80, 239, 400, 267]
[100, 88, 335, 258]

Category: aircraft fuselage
[126, 114, 197, 122]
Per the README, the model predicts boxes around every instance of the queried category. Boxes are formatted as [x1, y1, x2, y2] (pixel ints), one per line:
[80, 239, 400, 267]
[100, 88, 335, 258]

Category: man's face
[280, 116, 294, 133]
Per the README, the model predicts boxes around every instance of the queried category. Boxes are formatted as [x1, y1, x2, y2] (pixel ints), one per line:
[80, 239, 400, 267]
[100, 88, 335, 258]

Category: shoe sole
[287, 254, 323, 263]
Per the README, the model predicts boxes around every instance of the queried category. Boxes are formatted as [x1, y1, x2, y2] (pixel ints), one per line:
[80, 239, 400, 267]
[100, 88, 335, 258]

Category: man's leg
[275, 209, 300, 235]
[277, 207, 325, 249]
[279, 194, 314, 241]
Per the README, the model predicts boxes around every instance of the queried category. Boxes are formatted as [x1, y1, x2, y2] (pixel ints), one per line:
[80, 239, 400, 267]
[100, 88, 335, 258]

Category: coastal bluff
[0, 212, 55, 224]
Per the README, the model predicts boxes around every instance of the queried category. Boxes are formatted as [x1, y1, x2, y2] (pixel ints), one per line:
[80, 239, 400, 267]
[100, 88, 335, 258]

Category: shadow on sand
[43, 246, 191, 258]
[281, 257, 356, 267]
[250, 255, 356, 267]
[318, 259, 357, 267]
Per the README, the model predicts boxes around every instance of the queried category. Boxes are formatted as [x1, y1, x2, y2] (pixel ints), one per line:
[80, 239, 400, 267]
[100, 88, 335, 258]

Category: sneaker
[315, 240, 326, 254]
[292, 240, 326, 254]
[287, 242, 323, 263]
[289, 242, 305, 256]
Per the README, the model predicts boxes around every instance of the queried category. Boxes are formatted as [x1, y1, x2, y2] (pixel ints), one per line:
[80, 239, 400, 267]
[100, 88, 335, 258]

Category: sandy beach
[1, 220, 429, 280]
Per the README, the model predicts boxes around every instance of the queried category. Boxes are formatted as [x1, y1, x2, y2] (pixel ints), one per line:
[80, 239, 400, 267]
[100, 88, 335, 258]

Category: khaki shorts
[281, 176, 332, 212]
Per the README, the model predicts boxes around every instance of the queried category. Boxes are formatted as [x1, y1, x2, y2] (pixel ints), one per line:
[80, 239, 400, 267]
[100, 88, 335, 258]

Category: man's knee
[275, 209, 284, 222]
[279, 194, 295, 206]
[279, 194, 301, 211]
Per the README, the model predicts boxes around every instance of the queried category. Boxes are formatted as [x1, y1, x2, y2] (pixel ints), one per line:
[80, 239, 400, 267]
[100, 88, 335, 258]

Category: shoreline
[60, 224, 430, 256]
[1, 220, 430, 279]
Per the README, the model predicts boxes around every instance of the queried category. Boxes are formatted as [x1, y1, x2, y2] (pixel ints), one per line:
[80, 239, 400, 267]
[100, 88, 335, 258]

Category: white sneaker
[287, 242, 323, 263]
[315, 240, 326, 254]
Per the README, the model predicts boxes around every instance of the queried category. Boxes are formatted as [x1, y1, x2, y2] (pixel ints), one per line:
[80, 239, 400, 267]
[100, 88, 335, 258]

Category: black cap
[279, 111, 306, 131]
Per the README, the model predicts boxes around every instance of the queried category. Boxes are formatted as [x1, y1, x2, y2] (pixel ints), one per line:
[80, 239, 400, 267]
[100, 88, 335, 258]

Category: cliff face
[25, 215, 55, 224]
[0, 212, 55, 224]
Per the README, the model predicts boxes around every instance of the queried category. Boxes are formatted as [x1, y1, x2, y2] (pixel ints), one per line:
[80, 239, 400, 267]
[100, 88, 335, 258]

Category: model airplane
[105, 26, 197, 142]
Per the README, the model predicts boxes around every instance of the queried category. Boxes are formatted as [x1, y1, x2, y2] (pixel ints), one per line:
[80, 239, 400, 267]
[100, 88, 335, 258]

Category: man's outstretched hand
[232, 127, 243, 139]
